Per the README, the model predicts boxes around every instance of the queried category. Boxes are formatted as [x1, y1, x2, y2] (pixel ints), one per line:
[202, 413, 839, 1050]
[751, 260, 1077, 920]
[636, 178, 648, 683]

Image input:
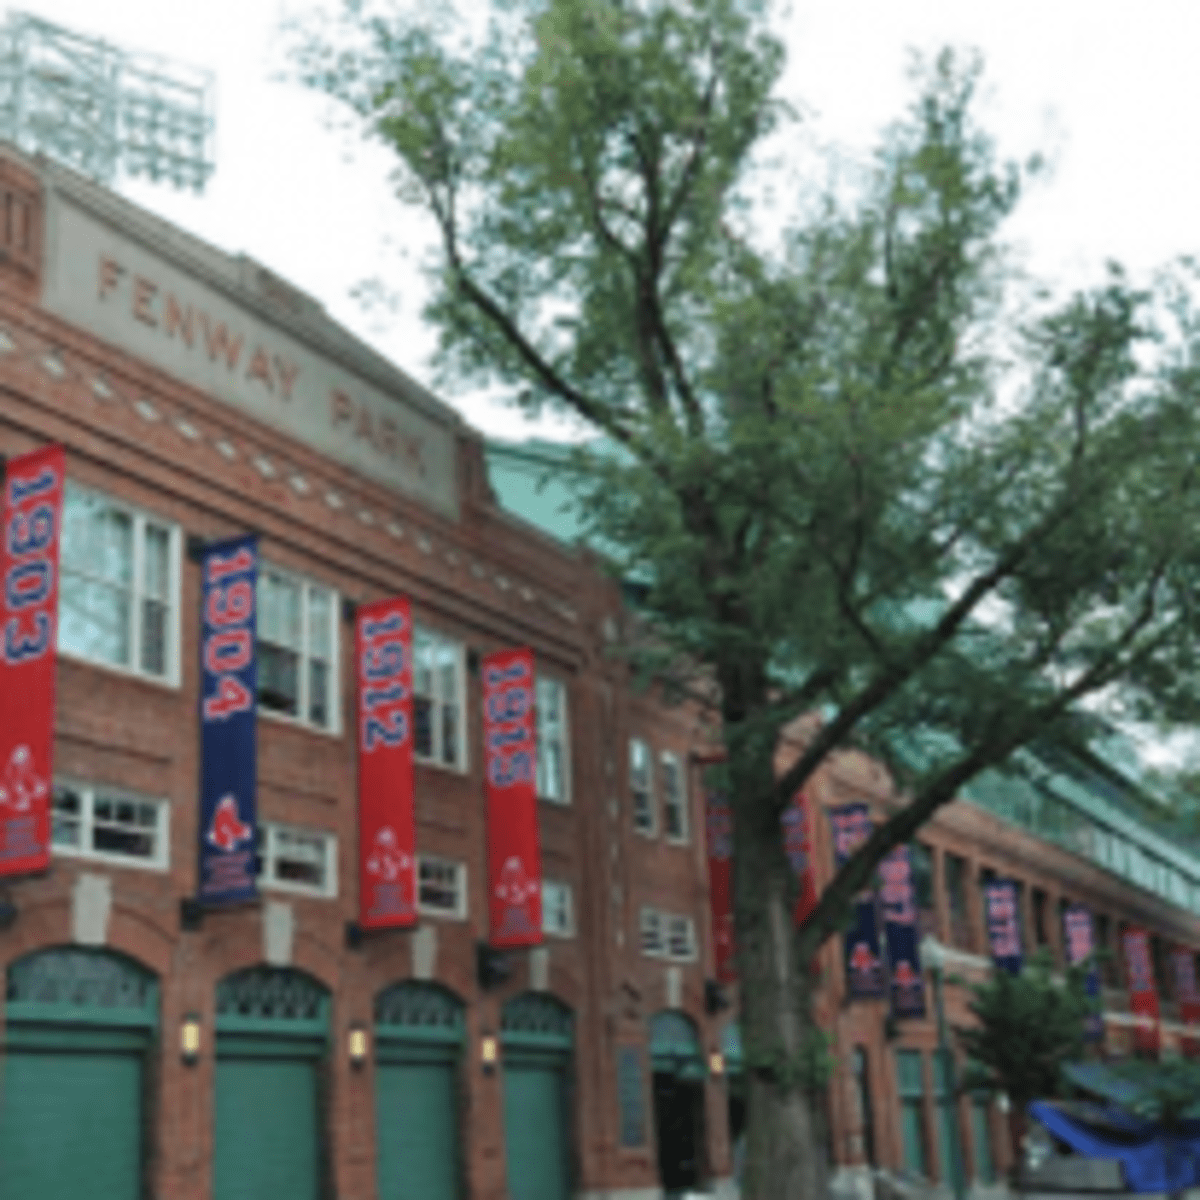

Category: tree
[292, 4, 1200, 1197]
[956, 951, 1094, 1176]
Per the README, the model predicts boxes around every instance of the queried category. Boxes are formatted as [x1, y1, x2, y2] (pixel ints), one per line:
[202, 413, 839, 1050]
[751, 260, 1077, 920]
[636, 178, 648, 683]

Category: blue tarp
[1029, 1100, 1200, 1193]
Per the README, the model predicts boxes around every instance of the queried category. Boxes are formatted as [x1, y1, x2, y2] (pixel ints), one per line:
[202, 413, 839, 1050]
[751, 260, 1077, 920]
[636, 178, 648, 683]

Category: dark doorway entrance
[652, 1071, 705, 1194]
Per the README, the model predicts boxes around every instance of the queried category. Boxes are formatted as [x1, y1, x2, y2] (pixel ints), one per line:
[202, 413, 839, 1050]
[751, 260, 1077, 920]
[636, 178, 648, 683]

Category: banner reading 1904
[198, 535, 259, 905]
[483, 647, 543, 947]
[0, 445, 65, 878]
[356, 597, 417, 929]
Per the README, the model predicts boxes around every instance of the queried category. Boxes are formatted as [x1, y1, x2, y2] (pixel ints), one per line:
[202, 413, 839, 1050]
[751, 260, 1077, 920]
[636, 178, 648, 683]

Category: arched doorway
[374, 980, 465, 1200]
[1, 945, 159, 1199]
[212, 965, 330, 1200]
[649, 1009, 708, 1196]
[501, 991, 574, 1200]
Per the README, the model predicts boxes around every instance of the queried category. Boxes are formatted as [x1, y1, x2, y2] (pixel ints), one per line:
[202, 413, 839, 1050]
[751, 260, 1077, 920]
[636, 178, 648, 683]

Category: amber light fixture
[708, 1051, 725, 1077]
[480, 1032, 499, 1075]
[348, 1023, 369, 1068]
[180, 1014, 201, 1065]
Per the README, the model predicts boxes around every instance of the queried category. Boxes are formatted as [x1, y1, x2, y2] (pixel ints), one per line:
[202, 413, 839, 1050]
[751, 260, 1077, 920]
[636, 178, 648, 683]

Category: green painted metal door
[375, 1051, 460, 1200]
[213, 1050, 320, 1200]
[0, 1045, 143, 1199]
[503, 1050, 571, 1200]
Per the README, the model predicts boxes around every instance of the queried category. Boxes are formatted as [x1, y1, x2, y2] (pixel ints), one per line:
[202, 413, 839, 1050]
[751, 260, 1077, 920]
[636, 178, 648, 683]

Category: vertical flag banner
[783, 791, 818, 927]
[1063, 905, 1104, 1041]
[1170, 947, 1200, 1055]
[0, 445, 64, 877]
[983, 880, 1024, 975]
[1121, 927, 1160, 1055]
[198, 535, 259, 905]
[880, 845, 925, 1018]
[705, 790, 736, 983]
[829, 803, 885, 999]
[356, 597, 417, 930]
[483, 647, 543, 946]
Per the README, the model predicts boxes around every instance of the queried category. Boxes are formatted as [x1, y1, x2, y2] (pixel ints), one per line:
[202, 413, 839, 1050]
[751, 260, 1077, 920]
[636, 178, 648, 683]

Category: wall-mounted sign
[829, 804, 885, 1000]
[983, 880, 1023, 976]
[880, 845, 925, 1019]
[705, 790, 735, 983]
[1122, 927, 1160, 1056]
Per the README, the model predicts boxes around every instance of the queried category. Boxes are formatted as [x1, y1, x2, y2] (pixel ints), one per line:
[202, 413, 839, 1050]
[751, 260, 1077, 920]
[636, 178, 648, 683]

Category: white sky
[12, 0, 1200, 439]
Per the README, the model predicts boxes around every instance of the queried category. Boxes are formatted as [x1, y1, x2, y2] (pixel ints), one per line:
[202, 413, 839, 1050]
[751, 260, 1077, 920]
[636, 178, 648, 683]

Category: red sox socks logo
[208, 794, 252, 852]
[0, 744, 47, 812]
[495, 855, 539, 935]
[849, 940, 881, 985]
[366, 827, 412, 883]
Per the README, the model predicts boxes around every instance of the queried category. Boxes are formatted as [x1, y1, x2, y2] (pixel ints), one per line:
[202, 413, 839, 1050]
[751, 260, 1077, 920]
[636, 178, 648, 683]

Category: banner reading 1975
[0, 445, 65, 878]
[198, 534, 259, 905]
[356, 597, 417, 929]
[483, 647, 543, 947]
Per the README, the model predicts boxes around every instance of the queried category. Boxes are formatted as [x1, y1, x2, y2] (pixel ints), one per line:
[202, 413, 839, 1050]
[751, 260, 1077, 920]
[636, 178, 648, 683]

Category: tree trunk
[730, 735, 830, 1200]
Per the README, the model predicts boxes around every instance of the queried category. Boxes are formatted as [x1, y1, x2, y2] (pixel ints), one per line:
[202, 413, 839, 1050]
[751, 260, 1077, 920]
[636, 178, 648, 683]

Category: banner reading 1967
[198, 534, 259, 905]
[483, 647, 543, 947]
[356, 597, 417, 930]
[0, 445, 65, 878]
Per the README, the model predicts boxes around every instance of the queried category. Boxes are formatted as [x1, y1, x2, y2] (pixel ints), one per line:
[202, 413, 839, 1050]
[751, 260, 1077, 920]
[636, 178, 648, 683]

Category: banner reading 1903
[356, 597, 417, 929]
[198, 535, 259, 905]
[0, 445, 65, 878]
[483, 647, 543, 947]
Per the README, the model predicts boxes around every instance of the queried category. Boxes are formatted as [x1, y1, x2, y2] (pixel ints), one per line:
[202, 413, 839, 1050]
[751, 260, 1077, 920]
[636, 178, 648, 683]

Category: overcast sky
[12, 0, 1200, 439]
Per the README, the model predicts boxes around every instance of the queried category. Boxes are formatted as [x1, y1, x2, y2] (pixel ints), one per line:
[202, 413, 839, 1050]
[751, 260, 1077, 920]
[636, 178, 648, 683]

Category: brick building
[1, 139, 1200, 1200]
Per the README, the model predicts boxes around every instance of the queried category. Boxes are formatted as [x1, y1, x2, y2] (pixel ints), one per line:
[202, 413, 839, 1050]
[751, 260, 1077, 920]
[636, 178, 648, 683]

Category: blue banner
[880, 844, 926, 1018]
[1062, 904, 1104, 1041]
[983, 879, 1023, 975]
[198, 535, 259, 905]
[829, 803, 886, 999]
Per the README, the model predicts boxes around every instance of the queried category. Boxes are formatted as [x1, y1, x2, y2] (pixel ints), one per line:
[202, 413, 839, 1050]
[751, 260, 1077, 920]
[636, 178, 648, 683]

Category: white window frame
[630, 738, 657, 836]
[542, 879, 575, 938]
[256, 563, 341, 735]
[58, 481, 183, 687]
[536, 674, 571, 805]
[666, 913, 698, 961]
[412, 624, 467, 772]
[51, 779, 170, 872]
[639, 906, 665, 956]
[639, 906, 698, 962]
[417, 854, 468, 920]
[258, 820, 338, 898]
[660, 751, 689, 844]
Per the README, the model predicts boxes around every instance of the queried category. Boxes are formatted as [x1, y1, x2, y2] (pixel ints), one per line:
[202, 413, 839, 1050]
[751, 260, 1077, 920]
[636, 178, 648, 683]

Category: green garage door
[213, 966, 329, 1200]
[501, 992, 574, 1200]
[0, 947, 158, 1200]
[374, 982, 465, 1200]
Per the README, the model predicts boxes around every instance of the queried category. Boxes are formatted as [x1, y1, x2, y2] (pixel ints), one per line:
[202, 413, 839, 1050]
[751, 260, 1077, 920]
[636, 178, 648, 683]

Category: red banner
[1122, 927, 1160, 1055]
[705, 791, 735, 982]
[1170, 946, 1200, 1055]
[483, 648, 542, 946]
[0, 446, 64, 877]
[356, 598, 418, 929]
[784, 791, 818, 926]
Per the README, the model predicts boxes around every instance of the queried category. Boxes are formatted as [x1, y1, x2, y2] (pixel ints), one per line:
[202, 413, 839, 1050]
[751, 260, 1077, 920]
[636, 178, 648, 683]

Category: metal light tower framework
[0, 11, 215, 192]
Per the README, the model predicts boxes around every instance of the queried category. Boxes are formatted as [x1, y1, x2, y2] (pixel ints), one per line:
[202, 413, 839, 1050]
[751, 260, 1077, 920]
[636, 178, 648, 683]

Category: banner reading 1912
[483, 647, 543, 946]
[829, 803, 886, 999]
[356, 597, 417, 929]
[0, 445, 65, 878]
[198, 535, 259, 905]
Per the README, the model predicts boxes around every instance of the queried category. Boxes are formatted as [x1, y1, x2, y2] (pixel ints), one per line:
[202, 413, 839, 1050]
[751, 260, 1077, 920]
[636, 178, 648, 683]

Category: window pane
[413, 630, 435, 698]
[271, 828, 329, 890]
[440, 701, 458, 766]
[308, 659, 329, 728]
[51, 785, 82, 848]
[418, 858, 462, 913]
[259, 644, 299, 716]
[414, 696, 433, 758]
[307, 586, 332, 660]
[259, 572, 301, 650]
[140, 598, 167, 676]
[59, 575, 131, 667]
[143, 524, 170, 600]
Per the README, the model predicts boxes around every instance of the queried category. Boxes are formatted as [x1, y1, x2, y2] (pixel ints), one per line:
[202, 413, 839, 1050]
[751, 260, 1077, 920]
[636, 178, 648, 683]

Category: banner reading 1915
[356, 597, 417, 929]
[198, 534, 259, 905]
[0, 445, 65, 878]
[483, 647, 543, 946]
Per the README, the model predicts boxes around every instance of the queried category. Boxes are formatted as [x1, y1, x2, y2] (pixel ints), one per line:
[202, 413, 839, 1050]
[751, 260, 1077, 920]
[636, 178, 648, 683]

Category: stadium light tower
[0, 10, 215, 192]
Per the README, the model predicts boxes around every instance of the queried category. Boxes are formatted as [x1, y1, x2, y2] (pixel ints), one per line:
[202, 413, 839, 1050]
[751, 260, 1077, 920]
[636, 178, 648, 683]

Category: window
[630, 739, 655, 834]
[639, 907, 696, 961]
[51, 781, 169, 870]
[1032, 888, 1050, 952]
[542, 879, 575, 937]
[417, 855, 467, 919]
[945, 853, 971, 950]
[257, 568, 338, 730]
[661, 752, 689, 842]
[259, 822, 337, 897]
[412, 626, 465, 769]
[536, 676, 570, 803]
[910, 842, 936, 939]
[59, 483, 180, 682]
[895, 1050, 929, 1177]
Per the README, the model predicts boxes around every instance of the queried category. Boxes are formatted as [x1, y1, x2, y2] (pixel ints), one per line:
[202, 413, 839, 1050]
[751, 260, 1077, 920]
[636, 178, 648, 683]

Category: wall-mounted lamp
[180, 1014, 202, 1065]
[708, 1051, 726, 1077]
[348, 1023, 369, 1068]
[480, 1032, 499, 1076]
